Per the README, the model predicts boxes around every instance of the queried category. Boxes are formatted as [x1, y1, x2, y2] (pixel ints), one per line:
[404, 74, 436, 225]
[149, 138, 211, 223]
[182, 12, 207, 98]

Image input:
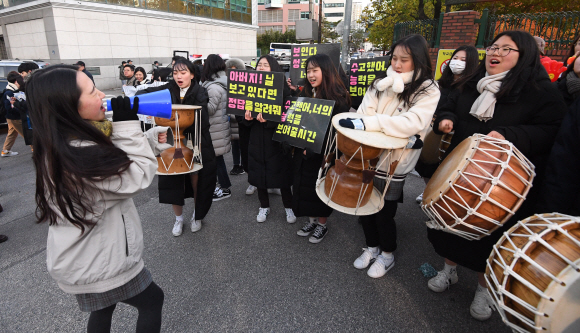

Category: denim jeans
[215, 155, 232, 189]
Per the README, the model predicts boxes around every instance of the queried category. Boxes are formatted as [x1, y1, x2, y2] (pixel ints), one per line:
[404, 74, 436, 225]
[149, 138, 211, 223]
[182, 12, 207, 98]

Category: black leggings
[258, 187, 293, 208]
[359, 200, 399, 252]
[87, 282, 164, 333]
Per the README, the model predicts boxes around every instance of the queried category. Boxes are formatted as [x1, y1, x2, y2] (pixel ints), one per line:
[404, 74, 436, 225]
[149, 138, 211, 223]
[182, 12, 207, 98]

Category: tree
[256, 29, 298, 57]
[350, 29, 365, 52]
[321, 18, 340, 43]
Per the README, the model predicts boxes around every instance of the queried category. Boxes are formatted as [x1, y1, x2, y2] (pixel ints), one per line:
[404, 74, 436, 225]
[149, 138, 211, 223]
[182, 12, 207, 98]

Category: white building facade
[0, 0, 258, 89]
[322, 0, 343, 24]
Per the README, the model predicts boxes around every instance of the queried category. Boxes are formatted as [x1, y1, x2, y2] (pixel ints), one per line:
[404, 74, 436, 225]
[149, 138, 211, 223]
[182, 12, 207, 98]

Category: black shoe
[0, 234, 7, 243]
[213, 187, 232, 201]
[230, 165, 245, 175]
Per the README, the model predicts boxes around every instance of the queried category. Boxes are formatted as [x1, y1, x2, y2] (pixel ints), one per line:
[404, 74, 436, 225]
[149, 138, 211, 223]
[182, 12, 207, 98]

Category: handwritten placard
[226, 69, 285, 122]
[289, 43, 341, 86]
[348, 56, 390, 98]
[272, 97, 336, 154]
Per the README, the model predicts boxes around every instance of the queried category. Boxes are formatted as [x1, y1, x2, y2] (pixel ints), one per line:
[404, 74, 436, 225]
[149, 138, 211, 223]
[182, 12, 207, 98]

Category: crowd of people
[0, 29, 579, 332]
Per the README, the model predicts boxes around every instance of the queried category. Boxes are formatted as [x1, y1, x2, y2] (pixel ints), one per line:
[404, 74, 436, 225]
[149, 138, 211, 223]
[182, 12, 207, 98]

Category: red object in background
[541, 58, 567, 82]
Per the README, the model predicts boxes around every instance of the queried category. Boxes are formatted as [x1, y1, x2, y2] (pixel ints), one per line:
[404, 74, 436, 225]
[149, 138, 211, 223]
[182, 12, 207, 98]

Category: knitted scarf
[566, 71, 580, 100]
[91, 120, 113, 137]
[469, 70, 509, 122]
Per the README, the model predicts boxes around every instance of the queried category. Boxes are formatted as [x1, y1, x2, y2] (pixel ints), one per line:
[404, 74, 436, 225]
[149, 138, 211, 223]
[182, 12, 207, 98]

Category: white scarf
[375, 66, 415, 93]
[469, 71, 509, 122]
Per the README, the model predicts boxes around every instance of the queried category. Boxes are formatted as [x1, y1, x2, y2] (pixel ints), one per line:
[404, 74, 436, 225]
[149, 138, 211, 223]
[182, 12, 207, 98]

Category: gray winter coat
[202, 71, 231, 156]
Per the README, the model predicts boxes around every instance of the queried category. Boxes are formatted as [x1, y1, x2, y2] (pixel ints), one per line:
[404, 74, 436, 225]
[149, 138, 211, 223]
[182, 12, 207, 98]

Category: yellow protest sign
[435, 49, 486, 80]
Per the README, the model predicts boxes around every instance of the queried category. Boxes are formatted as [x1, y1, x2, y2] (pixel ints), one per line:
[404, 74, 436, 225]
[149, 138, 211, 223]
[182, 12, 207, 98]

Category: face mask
[449, 59, 466, 75]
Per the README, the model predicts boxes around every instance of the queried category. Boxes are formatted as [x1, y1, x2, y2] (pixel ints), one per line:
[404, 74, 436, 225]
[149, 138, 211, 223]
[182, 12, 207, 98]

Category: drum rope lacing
[485, 214, 580, 332]
[422, 135, 535, 240]
[156, 109, 202, 174]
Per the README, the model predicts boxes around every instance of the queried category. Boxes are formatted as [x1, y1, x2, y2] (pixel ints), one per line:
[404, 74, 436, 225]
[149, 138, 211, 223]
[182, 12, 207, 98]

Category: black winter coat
[245, 85, 293, 189]
[292, 93, 351, 218]
[138, 81, 217, 220]
[429, 69, 567, 272]
[538, 97, 580, 215]
[556, 71, 579, 107]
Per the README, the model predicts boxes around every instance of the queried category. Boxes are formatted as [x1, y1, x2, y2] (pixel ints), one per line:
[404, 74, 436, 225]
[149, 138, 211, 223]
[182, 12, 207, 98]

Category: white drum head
[156, 163, 203, 175]
[332, 113, 408, 150]
[316, 177, 384, 216]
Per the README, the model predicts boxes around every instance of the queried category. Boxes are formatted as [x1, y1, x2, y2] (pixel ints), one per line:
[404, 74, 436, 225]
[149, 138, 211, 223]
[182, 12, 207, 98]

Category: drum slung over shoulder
[332, 113, 408, 150]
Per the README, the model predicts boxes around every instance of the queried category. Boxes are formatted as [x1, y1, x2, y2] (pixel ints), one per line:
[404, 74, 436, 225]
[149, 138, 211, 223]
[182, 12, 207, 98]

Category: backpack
[0, 89, 8, 118]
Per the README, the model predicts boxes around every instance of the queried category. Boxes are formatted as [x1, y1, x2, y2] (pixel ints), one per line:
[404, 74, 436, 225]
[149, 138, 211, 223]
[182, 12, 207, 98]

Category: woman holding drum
[138, 59, 217, 236]
[293, 54, 351, 244]
[427, 30, 567, 321]
[339, 34, 440, 277]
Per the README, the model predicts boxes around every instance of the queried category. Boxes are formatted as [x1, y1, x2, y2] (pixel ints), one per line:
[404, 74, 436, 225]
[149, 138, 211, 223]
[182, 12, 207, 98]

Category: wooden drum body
[154, 105, 203, 175]
[422, 134, 535, 240]
[485, 213, 580, 333]
[315, 113, 408, 216]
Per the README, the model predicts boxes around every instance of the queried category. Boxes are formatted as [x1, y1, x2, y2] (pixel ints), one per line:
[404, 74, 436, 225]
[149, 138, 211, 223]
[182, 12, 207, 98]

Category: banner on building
[435, 49, 486, 80]
[272, 97, 336, 154]
[289, 43, 341, 86]
[226, 69, 285, 122]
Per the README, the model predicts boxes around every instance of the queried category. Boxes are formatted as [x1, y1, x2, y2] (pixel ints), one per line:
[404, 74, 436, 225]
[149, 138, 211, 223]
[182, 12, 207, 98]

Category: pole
[318, 0, 323, 43]
[341, 0, 353, 70]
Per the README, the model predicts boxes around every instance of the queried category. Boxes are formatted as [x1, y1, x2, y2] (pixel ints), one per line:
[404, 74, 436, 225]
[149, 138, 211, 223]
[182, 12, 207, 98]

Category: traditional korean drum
[419, 127, 442, 165]
[485, 213, 580, 333]
[422, 134, 535, 240]
[315, 113, 408, 216]
[154, 105, 203, 175]
[438, 131, 453, 161]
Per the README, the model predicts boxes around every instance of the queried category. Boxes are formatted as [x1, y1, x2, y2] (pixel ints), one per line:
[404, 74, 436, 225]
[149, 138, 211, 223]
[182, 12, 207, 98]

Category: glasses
[485, 46, 520, 57]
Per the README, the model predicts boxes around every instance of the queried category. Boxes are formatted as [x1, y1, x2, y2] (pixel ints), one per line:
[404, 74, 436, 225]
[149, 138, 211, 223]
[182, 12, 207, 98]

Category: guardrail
[393, 19, 439, 47]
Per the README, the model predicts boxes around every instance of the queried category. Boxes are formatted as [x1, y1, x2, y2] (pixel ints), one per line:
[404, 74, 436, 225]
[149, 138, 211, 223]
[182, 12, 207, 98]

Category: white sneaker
[428, 270, 459, 292]
[172, 219, 183, 236]
[246, 185, 257, 195]
[367, 254, 394, 278]
[353, 248, 379, 269]
[285, 208, 296, 223]
[416, 193, 423, 203]
[470, 287, 495, 321]
[1, 150, 18, 157]
[256, 207, 270, 223]
[268, 188, 281, 195]
[191, 219, 202, 232]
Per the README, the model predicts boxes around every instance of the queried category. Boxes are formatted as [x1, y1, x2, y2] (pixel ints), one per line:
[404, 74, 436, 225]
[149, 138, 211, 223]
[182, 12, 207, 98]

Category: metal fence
[393, 19, 439, 47]
[478, 10, 580, 50]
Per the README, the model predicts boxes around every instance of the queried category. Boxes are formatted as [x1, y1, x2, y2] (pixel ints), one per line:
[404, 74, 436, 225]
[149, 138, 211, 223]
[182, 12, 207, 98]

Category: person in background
[152, 61, 160, 70]
[74, 61, 94, 84]
[557, 48, 580, 106]
[152, 68, 172, 82]
[292, 54, 351, 243]
[568, 34, 580, 62]
[127, 59, 133, 66]
[119, 61, 127, 85]
[414, 45, 480, 202]
[18, 62, 39, 78]
[200, 54, 233, 201]
[428, 30, 566, 321]
[133, 67, 150, 86]
[534, 36, 550, 61]
[225, 58, 249, 177]
[2, 72, 26, 157]
[244, 55, 295, 224]
[123, 64, 136, 87]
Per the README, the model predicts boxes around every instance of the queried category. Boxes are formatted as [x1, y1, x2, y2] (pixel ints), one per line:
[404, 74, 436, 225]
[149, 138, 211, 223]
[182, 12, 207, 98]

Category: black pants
[238, 121, 251, 173]
[359, 200, 399, 252]
[258, 187, 293, 208]
[87, 282, 164, 333]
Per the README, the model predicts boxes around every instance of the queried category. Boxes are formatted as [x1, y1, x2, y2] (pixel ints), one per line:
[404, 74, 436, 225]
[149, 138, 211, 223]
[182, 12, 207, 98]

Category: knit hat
[225, 58, 246, 70]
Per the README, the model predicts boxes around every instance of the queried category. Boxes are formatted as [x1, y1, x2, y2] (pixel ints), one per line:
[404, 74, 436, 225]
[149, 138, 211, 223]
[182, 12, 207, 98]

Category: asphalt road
[0, 120, 510, 332]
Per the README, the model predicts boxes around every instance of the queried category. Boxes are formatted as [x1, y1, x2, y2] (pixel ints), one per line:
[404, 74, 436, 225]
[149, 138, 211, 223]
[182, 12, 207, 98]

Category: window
[325, 12, 344, 17]
[287, 0, 300, 3]
[288, 9, 300, 22]
[324, 3, 344, 7]
[258, 0, 265, 4]
[287, 25, 295, 30]
[258, 25, 283, 34]
[300, 11, 309, 19]
[258, 9, 283, 22]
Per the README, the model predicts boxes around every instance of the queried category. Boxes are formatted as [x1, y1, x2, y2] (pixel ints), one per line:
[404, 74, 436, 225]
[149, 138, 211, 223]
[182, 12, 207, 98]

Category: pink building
[258, 0, 320, 34]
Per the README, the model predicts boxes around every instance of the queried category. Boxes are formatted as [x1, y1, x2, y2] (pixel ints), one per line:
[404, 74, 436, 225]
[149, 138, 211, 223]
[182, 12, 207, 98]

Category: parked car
[0, 59, 49, 78]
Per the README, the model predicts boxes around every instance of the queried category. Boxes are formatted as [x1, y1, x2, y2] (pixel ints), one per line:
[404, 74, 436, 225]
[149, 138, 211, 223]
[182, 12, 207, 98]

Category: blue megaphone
[106, 89, 172, 119]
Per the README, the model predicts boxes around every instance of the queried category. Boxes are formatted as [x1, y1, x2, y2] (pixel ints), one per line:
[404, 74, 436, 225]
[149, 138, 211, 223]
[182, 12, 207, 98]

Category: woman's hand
[9, 97, 15, 105]
[111, 96, 139, 122]
[244, 109, 253, 121]
[158, 132, 167, 143]
[487, 130, 505, 140]
[438, 119, 454, 133]
[257, 113, 266, 123]
[287, 78, 297, 91]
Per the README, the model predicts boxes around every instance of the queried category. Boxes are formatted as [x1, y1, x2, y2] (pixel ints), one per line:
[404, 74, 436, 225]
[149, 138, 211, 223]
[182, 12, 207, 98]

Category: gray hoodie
[202, 71, 231, 156]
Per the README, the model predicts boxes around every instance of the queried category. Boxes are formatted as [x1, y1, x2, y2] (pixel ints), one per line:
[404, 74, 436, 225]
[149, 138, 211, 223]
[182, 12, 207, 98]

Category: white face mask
[449, 59, 466, 75]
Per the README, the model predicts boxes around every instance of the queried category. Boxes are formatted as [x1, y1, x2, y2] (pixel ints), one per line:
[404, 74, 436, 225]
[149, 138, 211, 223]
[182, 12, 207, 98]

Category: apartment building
[257, 0, 319, 34]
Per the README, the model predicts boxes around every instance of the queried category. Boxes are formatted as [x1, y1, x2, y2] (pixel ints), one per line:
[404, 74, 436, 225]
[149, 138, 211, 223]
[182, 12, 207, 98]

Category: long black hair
[256, 55, 284, 73]
[152, 68, 171, 82]
[371, 34, 435, 107]
[303, 53, 351, 107]
[569, 34, 580, 59]
[27, 65, 132, 234]
[201, 54, 226, 82]
[469, 30, 542, 100]
[438, 45, 480, 90]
